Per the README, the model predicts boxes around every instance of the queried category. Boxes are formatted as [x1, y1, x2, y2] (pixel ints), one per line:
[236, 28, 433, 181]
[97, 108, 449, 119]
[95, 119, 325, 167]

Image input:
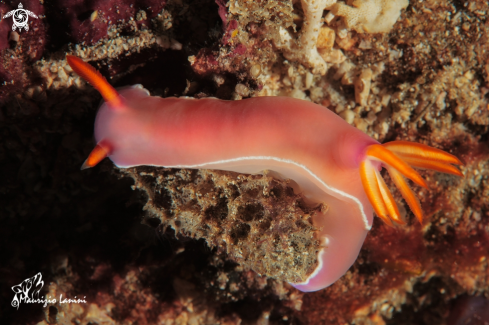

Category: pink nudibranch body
[67, 55, 463, 292]
[100, 87, 378, 292]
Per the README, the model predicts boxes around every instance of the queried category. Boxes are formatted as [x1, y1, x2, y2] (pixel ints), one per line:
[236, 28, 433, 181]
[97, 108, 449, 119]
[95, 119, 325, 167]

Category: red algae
[45, 0, 166, 46]
[448, 295, 489, 325]
[0, 3, 11, 51]
[215, 0, 228, 26]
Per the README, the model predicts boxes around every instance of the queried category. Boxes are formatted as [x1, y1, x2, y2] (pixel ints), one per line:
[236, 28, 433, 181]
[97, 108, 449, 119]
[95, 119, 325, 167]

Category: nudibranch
[66, 55, 463, 292]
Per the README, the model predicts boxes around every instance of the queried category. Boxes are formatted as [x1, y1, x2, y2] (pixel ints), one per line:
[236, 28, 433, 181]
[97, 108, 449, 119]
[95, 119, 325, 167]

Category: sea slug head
[67, 55, 152, 169]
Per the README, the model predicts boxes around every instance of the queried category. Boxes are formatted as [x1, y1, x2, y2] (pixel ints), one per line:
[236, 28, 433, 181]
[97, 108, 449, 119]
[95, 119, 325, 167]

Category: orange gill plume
[360, 141, 463, 225]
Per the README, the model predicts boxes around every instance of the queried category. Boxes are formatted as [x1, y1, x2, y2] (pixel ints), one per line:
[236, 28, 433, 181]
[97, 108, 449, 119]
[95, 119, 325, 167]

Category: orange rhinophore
[66, 55, 124, 109]
[81, 141, 113, 170]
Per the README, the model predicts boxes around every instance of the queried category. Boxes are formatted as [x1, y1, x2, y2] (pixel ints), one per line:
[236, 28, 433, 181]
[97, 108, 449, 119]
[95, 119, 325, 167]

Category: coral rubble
[331, 0, 409, 33]
[274, 0, 337, 75]
[123, 167, 320, 285]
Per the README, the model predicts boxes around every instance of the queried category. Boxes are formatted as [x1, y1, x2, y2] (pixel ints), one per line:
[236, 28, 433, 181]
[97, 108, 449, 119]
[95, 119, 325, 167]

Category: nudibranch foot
[361, 141, 463, 225]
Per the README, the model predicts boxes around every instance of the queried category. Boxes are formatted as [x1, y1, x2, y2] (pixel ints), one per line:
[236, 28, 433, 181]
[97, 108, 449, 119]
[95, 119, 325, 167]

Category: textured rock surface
[1, 0, 489, 324]
[123, 167, 321, 284]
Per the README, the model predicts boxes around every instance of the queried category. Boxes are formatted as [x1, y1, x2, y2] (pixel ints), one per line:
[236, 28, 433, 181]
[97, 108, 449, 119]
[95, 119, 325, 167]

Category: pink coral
[215, 0, 228, 27]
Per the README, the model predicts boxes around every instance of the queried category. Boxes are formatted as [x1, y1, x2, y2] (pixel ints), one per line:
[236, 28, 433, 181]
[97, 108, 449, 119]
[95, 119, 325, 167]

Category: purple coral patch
[223, 19, 238, 45]
[448, 295, 489, 325]
[233, 43, 246, 55]
[0, 4, 10, 51]
[215, 0, 227, 27]
[45, 0, 166, 47]
[0, 57, 22, 99]
[191, 48, 220, 76]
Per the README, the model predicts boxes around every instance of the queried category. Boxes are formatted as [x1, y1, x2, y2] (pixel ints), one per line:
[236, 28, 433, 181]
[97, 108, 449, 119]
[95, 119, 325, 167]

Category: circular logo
[13, 10, 28, 26]
[2, 3, 38, 32]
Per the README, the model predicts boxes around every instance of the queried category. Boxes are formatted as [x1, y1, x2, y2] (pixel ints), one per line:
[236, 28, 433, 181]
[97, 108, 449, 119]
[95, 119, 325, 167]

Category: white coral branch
[273, 0, 408, 75]
[331, 0, 409, 33]
[275, 0, 337, 75]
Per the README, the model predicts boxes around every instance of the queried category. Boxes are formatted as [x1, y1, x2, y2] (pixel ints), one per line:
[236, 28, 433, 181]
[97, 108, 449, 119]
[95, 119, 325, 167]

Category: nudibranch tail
[361, 141, 463, 225]
[66, 55, 124, 109]
[81, 140, 112, 170]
